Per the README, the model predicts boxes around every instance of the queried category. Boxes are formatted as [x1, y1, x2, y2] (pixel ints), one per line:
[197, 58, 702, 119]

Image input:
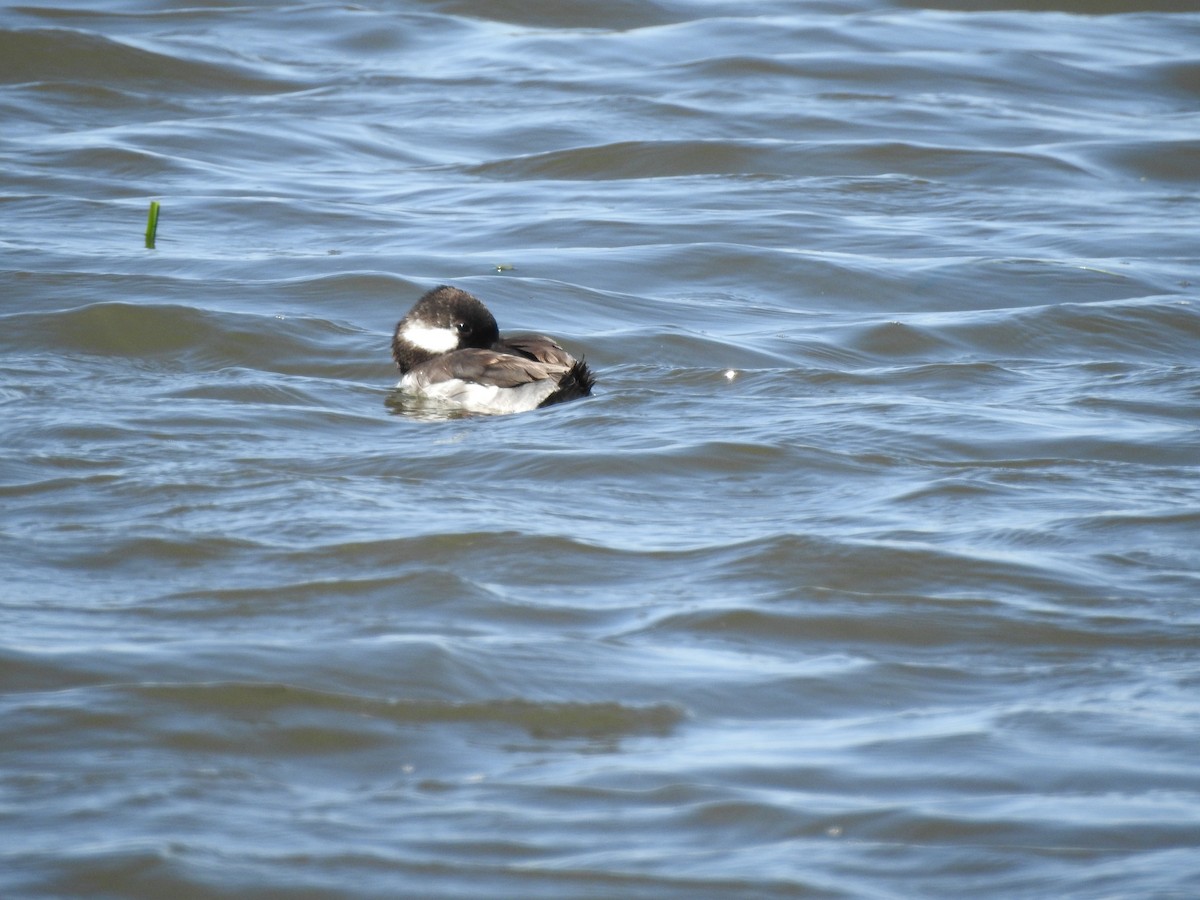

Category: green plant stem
[145, 201, 160, 249]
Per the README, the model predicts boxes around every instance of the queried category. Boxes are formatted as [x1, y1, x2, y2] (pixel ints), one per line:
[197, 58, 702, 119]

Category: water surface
[2, 0, 1199, 897]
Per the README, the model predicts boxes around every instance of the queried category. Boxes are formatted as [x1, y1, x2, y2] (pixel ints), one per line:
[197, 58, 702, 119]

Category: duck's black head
[391, 286, 501, 373]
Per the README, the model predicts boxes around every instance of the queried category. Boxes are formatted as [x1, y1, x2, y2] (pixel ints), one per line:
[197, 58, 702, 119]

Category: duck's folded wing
[496, 334, 577, 367]
[408, 349, 566, 390]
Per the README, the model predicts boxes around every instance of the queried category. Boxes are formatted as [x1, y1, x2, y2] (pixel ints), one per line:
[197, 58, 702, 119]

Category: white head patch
[400, 322, 459, 354]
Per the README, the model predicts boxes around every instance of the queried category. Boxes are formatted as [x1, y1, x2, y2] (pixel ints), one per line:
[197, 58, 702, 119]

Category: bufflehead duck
[391, 285, 595, 415]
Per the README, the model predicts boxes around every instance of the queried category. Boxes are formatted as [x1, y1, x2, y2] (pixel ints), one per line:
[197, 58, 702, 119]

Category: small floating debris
[144, 200, 161, 249]
[723, 369, 737, 381]
[494, 263, 515, 272]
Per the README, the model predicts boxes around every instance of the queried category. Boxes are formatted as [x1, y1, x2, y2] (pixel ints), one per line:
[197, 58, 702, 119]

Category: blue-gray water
[2, 1, 1199, 897]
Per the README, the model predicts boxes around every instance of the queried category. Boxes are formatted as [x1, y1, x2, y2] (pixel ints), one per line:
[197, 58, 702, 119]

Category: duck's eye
[454, 321, 468, 334]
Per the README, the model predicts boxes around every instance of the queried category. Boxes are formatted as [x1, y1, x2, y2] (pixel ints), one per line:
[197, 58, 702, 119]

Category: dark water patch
[1150, 58, 1200, 98]
[634, 532, 1103, 605]
[161, 379, 333, 407]
[678, 798, 821, 846]
[1074, 374, 1200, 423]
[1075, 138, 1200, 183]
[29, 142, 197, 187]
[0, 470, 121, 499]
[5, 301, 375, 378]
[846, 319, 958, 358]
[57, 534, 267, 573]
[0, 646, 122, 693]
[452, 439, 799, 485]
[432, 0, 698, 29]
[157, 569, 493, 619]
[636, 590, 1195, 661]
[811, 360, 1028, 395]
[998, 701, 1200, 767]
[24, 848, 836, 900]
[283, 531, 764, 587]
[147, 569, 616, 642]
[881, 258, 1163, 319]
[0, 26, 300, 94]
[931, 429, 1197, 470]
[1053, 508, 1200, 566]
[899, 0, 1200, 12]
[838, 295, 1200, 362]
[1096, 549, 1200, 596]
[0, 80, 188, 133]
[462, 138, 1090, 184]
[680, 45, 1163, 120]
[131, 116, 436, 173]
[980, 296, 1200, 360]
[127, 681, 684, 741]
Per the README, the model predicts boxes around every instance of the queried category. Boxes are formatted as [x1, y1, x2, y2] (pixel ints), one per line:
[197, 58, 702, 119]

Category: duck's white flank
[397, 371, 561, 415]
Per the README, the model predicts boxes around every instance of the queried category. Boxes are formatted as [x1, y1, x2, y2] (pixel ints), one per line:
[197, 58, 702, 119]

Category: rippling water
[3, 0, 1200, 897]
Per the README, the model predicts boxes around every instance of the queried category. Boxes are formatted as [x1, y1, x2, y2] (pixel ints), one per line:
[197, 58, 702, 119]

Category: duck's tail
[539, 358, 596, 407]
